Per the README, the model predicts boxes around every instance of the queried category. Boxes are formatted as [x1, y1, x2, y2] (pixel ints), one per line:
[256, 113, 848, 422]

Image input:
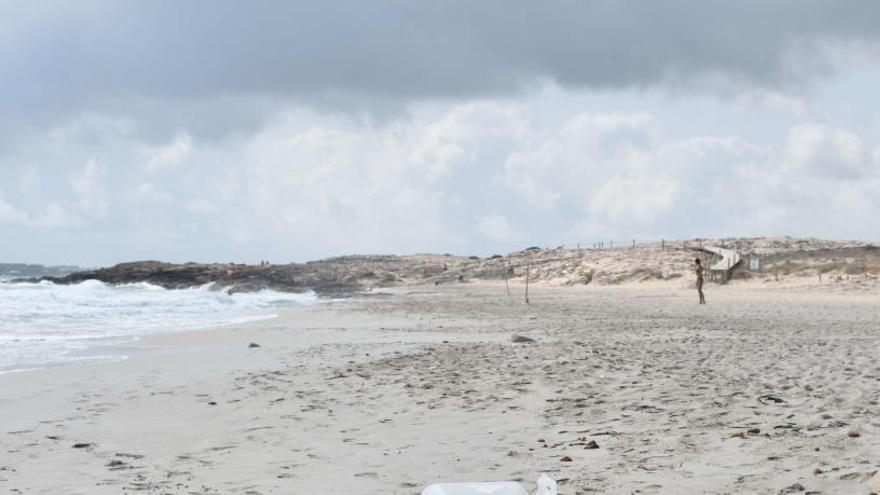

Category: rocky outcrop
[31, 256, 462, 296]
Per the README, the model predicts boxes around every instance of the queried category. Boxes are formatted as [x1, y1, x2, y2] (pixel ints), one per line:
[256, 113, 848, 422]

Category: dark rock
[584, 440, 600, 449]
[248, 342, 261, 348]
[758, 394, 785, 405]
[72, 443, 92, 449]
[512, 335, 536, 344]
[560, 456, 573, 462]
[779, 483, 805, 493]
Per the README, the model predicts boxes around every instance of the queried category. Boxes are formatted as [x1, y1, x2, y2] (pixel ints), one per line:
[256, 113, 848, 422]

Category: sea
[0, 278, 317, 374]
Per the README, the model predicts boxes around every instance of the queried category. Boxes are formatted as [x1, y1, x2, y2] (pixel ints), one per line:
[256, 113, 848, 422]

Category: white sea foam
[0, 280, 317, 373]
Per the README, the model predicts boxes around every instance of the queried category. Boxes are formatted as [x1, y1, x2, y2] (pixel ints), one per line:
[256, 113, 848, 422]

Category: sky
[1, 1, 879, 266]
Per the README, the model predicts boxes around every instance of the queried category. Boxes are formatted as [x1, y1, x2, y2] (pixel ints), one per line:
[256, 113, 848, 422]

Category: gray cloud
[2, 0, 879, 140]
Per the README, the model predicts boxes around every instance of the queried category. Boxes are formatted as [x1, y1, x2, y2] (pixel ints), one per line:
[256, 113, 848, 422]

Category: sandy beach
[2, 281, 879, 494]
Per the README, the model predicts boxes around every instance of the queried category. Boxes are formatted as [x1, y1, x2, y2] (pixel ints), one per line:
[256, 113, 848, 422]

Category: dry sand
[1, 281, 879, 494]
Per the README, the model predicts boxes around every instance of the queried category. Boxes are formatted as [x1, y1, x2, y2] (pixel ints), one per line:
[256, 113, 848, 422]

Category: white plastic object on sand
[535, 473, 557, 495]
[420, 482, 528, 495]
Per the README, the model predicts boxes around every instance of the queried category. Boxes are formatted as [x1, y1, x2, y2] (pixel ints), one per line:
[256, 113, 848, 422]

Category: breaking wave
[0, 280, 317, 373]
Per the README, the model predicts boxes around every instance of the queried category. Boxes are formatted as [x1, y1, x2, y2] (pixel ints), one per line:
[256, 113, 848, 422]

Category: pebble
[779, 482, 805, 493]
[560, 456, 573, 462]
[248, 342, 261, 348]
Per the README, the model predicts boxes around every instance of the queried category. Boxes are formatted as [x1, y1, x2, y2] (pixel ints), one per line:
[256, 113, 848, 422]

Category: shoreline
[0, 281, 320, 376]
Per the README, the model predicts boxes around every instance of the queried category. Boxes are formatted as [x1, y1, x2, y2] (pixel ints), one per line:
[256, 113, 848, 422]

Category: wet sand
[1, 282, 879, 494]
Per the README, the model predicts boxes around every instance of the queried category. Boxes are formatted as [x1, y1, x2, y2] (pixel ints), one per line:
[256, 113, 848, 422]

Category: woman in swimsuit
[695, 258, 706, 304]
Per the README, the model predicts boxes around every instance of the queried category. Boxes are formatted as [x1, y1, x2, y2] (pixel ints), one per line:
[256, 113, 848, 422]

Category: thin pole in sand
[505, 267, 511, 297]
[525, 261, 530, 304]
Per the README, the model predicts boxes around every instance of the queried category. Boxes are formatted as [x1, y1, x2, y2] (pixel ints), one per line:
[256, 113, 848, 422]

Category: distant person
[695, 258, 706, 304]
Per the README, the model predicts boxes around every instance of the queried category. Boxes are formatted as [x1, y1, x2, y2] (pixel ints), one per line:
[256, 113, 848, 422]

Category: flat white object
[421, 482, 529, 495]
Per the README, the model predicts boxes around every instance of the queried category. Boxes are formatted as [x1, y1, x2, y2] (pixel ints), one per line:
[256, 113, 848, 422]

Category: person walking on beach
[695, 258, 706, 304]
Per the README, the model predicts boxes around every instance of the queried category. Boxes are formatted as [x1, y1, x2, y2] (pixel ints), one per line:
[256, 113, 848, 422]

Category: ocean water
[0, 280, 317, 374]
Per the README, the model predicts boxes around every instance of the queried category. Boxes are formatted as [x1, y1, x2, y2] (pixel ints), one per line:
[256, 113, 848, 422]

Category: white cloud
[0, 198, 81, 228]
[17, 167, 39, 195]
[68, 159, 108, 217]
[589, 174, 681, 224]
[784, 123, 870, 179]
[143, 132, 193, 172]
[235, 103, 534, 253]
[242, 117, 451, 251]
[186, 198, 220, 214]
[478, 215, 521, 242]
[0, 198, 28, 225]
[4, 86, 880, 264]
[29, 202, 82, 228]
[503, 112, 657, 210]
[133, 182, 173, 205]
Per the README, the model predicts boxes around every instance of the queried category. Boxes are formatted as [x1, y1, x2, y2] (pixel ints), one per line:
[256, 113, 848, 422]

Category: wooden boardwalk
[698, 246, 741, 280]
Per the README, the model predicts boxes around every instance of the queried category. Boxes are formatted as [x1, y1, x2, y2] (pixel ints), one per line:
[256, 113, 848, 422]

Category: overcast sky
[1, 1, 879, 266]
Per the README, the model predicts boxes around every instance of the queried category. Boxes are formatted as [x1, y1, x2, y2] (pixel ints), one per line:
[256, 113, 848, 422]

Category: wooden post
[505, 265, 511, 297]
[525, 262, 530, 304]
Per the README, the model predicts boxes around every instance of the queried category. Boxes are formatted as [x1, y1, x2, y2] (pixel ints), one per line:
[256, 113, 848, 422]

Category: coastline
[1, 282, 879, 494]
